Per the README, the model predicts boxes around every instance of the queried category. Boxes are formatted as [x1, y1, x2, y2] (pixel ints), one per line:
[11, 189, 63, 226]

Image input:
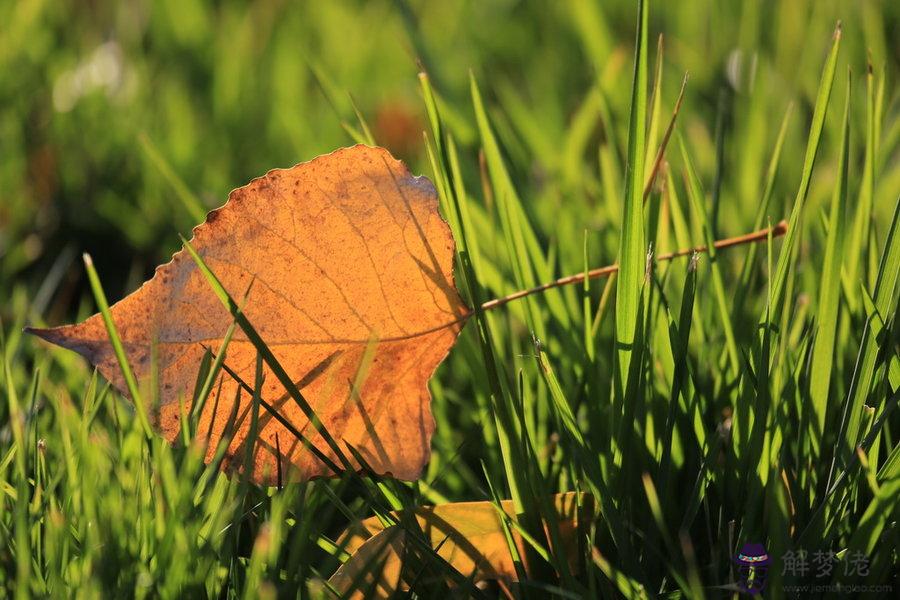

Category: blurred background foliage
[2, 0, 898, 318]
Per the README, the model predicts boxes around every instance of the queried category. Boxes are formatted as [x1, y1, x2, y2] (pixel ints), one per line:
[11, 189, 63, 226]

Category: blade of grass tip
[348, 93, 376, 146]
[615, 0, 649, 388]
[808, 69, 850, 458]
[81, 253, 152, 438]
[138, 132, 207, 224]
[419, 73, 477, 146]
[305, 58, 368, 145]
[845, 59, 877, 312]
[179, 236, 352, 474]
[765, 22, 841, 322]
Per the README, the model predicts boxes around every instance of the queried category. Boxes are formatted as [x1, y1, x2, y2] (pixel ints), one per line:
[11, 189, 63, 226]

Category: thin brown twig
[473, 72, 688, 317]
[479, 219, 787, 313]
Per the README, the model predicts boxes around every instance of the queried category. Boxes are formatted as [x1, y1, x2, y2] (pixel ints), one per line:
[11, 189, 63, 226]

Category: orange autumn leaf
[328, 492, 591, 599]
[28, 145, 470, 483]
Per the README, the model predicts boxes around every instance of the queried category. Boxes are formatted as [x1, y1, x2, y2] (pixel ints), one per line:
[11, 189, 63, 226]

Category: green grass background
[1, 0, 899, 597]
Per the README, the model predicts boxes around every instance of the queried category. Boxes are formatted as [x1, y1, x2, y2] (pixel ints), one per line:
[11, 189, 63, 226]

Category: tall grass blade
[80, 253, 152, 438]
[615, 0, 649, 387]
[808, 71, 851, 457]
[765, 22, 841, 321]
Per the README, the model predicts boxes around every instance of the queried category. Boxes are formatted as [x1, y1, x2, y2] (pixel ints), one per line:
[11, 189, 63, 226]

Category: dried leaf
[329, 492, 591, 598]
[28, 146, 470, 483]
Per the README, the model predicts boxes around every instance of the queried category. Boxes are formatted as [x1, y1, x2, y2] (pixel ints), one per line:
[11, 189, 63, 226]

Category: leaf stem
[480, 220, 787, 313]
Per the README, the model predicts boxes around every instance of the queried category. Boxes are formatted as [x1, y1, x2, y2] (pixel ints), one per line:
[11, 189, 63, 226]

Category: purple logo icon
[734, 543, 771, 595]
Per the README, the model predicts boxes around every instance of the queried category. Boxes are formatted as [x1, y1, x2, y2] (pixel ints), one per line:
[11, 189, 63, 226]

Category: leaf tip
[22, 325, 64, 346]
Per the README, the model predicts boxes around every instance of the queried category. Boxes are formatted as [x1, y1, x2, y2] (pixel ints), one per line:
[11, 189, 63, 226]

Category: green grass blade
[81, 253, 152, 438]
[615, 0, 649, 387]
[765, 22, 842, 321]
[807, 70, 850, 457]
[845, 61, 880, 310]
